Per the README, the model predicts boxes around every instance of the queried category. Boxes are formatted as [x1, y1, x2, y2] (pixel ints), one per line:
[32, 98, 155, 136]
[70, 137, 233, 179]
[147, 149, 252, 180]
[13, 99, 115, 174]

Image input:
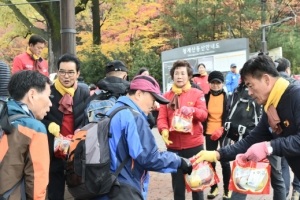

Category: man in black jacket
[42, 54, 89, 200]
[275, 57, 300, 199]
[96, 60, 130, 97]
[195, 55, 300, 197]
[82, 60, 130, 126]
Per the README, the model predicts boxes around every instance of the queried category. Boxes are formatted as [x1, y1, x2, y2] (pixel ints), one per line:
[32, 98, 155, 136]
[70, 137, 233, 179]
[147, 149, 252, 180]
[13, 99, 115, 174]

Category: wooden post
[60, 0, 76, 55]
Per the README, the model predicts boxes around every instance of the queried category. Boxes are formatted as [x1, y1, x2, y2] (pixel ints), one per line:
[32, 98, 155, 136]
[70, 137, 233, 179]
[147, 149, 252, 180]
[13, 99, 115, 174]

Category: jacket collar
[117, 96, 148, 120]
[97, 76, 130, 95]
[7, 100, 34, 118]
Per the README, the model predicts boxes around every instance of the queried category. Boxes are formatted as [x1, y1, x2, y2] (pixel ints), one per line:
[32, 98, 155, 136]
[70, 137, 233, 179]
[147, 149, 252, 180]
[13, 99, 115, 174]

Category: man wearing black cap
[88, 60, 130, 101]
[225, 63, 240, 95]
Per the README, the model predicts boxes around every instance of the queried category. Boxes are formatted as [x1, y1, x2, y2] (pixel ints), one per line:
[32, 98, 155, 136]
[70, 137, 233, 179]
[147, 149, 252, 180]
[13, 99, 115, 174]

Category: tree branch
[29, 17, 46, 23]
[75, 0, 90, 14]
[0, 0, 47, 37]
[26, 0, 45, 16]
[100, 7, 112, 28]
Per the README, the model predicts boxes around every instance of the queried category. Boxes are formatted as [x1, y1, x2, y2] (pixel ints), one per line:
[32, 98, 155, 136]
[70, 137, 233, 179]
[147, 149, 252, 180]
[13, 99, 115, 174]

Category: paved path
[63, 128, 293, 200]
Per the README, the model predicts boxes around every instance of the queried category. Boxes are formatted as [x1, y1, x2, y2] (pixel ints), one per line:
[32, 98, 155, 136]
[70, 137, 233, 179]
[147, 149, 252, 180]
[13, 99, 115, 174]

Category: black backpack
[65, 106, 132, 199]
[224, 84, 262, 142]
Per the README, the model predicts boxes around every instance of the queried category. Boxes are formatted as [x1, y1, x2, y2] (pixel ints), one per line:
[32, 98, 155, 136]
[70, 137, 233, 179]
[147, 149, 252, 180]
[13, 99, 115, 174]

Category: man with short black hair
[275, 57, 300, 199]
[275, 57, 299, 85]
[42, 53, 89, 200]
[0, 70, 52, 199]
[12, 35, 48, 76]
[195, 55, 300, 197]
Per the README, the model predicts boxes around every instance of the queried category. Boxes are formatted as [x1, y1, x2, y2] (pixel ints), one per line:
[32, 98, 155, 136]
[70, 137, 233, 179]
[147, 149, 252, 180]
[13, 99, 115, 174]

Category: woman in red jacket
[157, 60, 208, 200]
[193, 63, 210, 94]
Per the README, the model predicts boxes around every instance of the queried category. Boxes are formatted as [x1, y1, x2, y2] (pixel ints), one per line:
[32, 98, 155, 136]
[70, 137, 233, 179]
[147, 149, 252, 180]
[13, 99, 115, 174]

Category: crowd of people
[1, 34, 300, 200]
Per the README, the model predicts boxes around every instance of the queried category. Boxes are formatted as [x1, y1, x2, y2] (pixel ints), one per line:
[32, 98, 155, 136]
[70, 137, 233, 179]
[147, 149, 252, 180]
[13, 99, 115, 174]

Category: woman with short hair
[157, 60, 208, 200]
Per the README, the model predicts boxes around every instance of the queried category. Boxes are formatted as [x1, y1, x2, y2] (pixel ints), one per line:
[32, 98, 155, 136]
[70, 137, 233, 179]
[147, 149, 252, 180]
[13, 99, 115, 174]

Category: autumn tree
[0, 0, 90, 73]
[79, 42, 162, 85]
[161, 0, 226, 46]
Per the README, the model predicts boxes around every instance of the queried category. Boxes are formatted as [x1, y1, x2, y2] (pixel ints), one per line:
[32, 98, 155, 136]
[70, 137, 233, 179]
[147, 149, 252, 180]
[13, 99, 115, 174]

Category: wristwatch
[267, 142, 273, 155]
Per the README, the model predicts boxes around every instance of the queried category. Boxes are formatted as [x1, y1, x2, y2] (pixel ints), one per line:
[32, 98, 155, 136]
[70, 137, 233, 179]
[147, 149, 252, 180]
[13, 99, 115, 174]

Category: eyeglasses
[58, 71, 75, 77]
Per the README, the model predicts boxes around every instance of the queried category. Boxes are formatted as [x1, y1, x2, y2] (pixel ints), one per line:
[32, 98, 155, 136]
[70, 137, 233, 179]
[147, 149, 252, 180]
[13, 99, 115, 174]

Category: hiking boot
[223, 190, 232, 200]
[291, 190, 300, 200]
[207, 187, 219, 199]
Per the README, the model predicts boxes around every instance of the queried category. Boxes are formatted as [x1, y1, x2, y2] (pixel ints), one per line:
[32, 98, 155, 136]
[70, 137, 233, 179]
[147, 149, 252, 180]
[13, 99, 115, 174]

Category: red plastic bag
[229, 154, 271, 195]
[170, 109, 193, 134]
[184, 157, 219, 192]
[54, 134, 73, 159]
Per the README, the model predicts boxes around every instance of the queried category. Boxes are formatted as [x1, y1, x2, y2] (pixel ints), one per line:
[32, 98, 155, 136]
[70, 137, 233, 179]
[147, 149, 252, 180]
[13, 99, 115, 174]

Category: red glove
[242, 142, 270, 162]
[210, 127, 224, 141]
[180, 106, 194, 116]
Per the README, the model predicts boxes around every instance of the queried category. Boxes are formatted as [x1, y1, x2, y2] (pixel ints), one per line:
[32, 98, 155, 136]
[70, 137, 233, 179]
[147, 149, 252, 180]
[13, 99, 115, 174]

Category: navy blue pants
[281, 156, 300, 196]
[168, 145, 204, 200]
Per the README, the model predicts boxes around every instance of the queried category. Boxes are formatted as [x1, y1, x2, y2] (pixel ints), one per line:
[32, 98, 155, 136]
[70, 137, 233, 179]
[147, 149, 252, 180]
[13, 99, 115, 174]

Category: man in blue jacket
[195, 55, 300, 199]
[225, 63, 240, 95]
[93, 75, 192, 200]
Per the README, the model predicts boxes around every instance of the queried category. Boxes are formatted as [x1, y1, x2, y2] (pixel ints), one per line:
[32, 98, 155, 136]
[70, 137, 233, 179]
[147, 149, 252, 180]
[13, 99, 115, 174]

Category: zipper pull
[246, 102, 250, 111]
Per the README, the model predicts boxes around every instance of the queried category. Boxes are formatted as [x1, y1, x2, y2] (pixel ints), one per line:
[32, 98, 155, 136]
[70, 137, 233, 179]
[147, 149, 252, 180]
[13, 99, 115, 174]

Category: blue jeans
[230, 155, 286, 200]
[282, 156, 300, 196]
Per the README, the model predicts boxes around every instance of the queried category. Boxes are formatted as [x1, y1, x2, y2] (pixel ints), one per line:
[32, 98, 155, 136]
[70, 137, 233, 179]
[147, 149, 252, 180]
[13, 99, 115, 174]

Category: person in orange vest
[12, 35, 48, 77]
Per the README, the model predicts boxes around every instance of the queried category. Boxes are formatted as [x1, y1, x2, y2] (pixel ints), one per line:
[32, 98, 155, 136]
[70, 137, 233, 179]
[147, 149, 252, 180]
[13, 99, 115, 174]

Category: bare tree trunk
[47, 29, 61, 73]
[92, 0, 101, 45]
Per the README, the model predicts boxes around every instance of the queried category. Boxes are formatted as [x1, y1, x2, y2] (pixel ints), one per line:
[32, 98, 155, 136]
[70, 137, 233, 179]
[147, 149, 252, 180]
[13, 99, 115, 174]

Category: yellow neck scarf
[54, 79, 76, 97]
[171, 81, 191, 95]
[264, 77, 289, 112]
[26, 47, 39, 60]
[200, 72, 207, 76]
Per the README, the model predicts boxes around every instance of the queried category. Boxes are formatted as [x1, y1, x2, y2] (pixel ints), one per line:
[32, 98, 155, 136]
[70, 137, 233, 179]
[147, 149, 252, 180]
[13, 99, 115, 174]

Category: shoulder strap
[1, 178, 26, 200]
[228, 99, 241, 120]
[108, 105, 130, 119]
[108, 105, 132, 176]
[107, 105, 136, 127]
[251, 101, 259, 125]
[8, 114, 30, 123]
[1, 111, 30, 135]
[113, 156, 131, 176]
